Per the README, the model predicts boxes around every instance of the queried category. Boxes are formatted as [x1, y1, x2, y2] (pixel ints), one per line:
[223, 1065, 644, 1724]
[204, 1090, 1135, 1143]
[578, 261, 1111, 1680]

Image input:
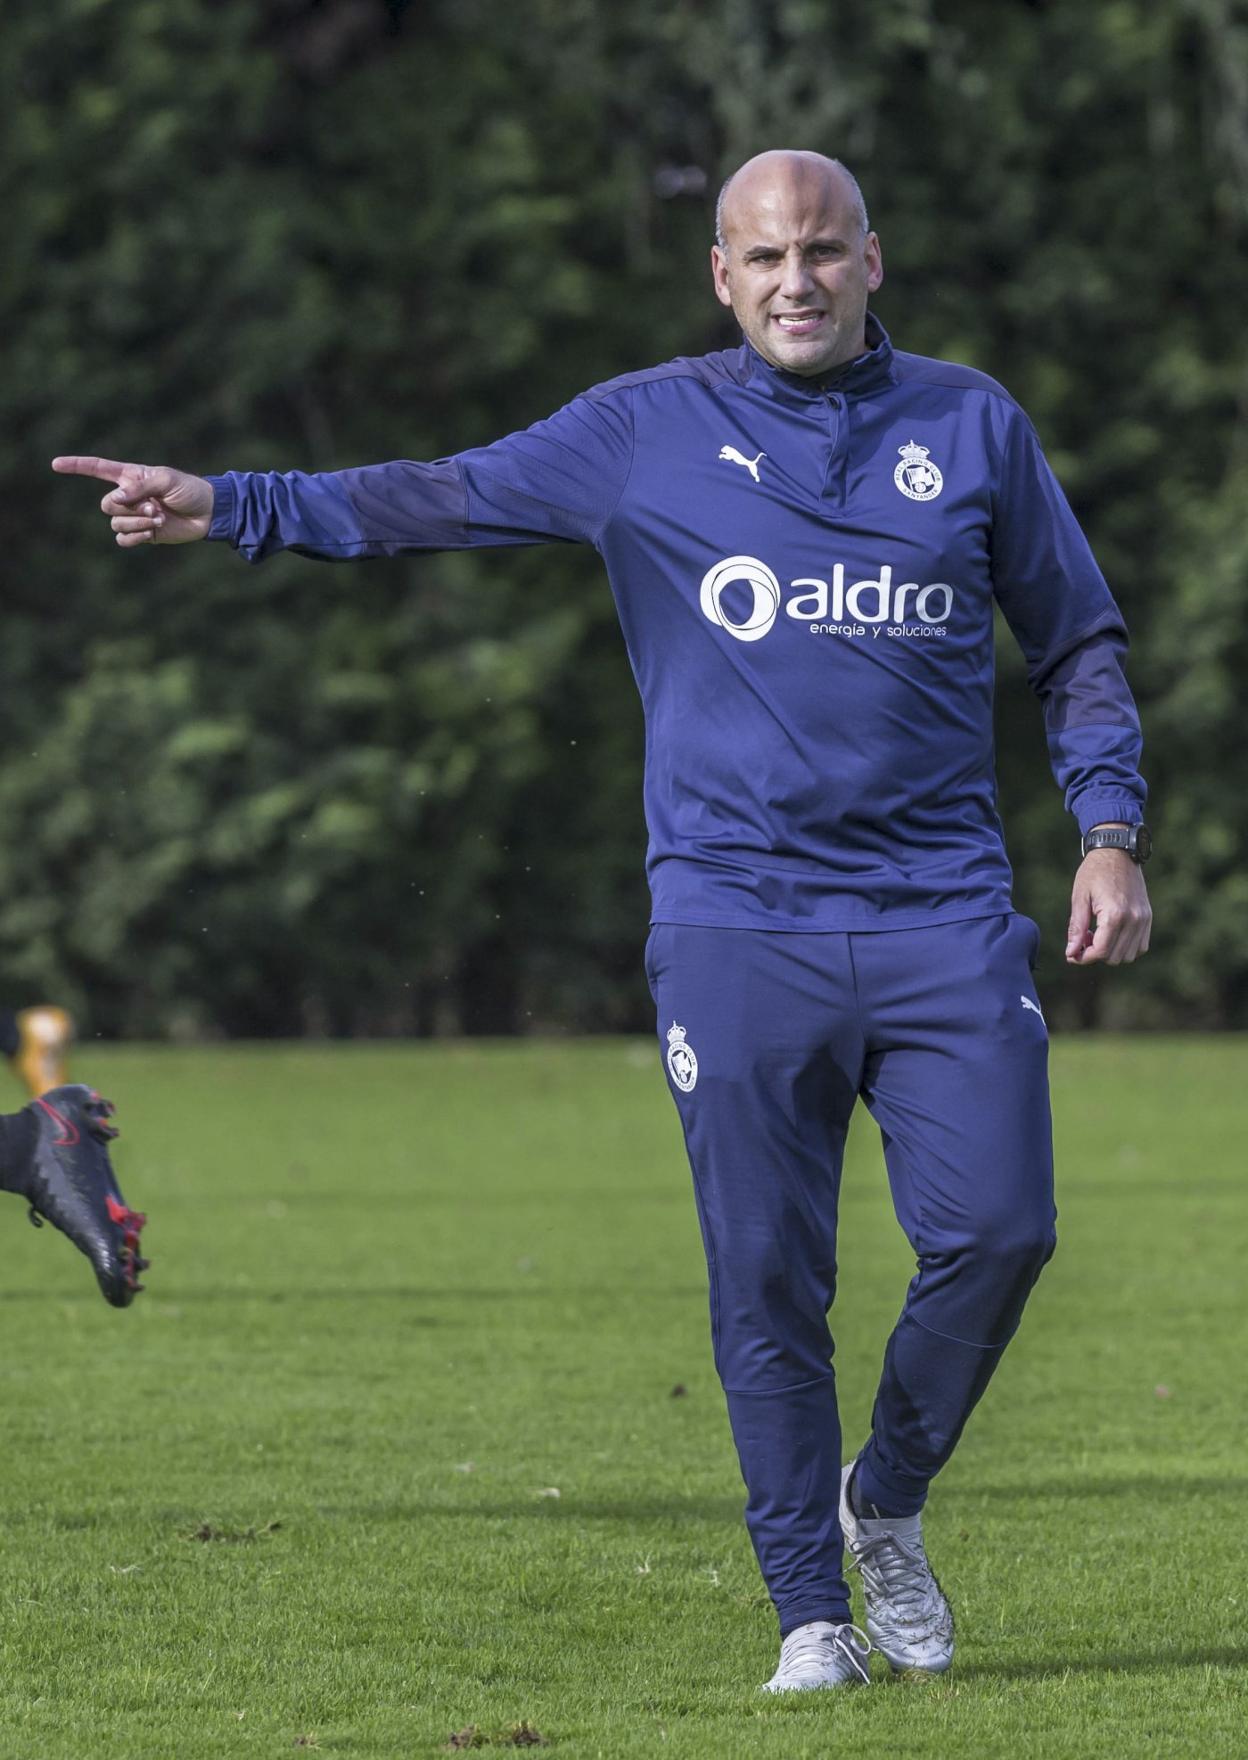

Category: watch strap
[1081, 824, 1152, 863]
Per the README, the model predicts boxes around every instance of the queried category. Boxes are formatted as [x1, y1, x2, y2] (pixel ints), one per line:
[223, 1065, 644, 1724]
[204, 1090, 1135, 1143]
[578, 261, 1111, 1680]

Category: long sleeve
[205, 387, 635, 563]
[989, 402, 1147, 834]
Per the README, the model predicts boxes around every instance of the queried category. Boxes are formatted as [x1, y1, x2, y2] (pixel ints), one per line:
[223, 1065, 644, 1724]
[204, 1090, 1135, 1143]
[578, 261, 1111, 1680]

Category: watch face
[1133, 825, 1153, 863]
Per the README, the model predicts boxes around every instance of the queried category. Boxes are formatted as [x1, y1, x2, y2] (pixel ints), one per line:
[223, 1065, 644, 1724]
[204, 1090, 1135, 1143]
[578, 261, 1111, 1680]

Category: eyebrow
[741, 237, 848, 260]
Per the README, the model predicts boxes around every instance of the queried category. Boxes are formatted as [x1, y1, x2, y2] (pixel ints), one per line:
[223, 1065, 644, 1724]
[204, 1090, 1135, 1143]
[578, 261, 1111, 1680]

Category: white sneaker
[839, 1460, 955, 1675]
[761, 1620, 872, 1693]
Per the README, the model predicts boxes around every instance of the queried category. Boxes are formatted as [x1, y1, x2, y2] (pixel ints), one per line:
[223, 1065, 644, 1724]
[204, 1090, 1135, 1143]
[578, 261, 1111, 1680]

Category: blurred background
[2, 0, 1245, 1041]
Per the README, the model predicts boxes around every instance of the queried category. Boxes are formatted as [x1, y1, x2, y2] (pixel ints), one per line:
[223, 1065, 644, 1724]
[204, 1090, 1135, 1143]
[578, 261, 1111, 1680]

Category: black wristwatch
[1081, 823, 1152, 864]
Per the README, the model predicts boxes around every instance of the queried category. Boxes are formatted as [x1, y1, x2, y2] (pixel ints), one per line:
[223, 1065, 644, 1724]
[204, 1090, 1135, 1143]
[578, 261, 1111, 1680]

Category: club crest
[666, 1021, 698, 1092]
[894, 439, 944, 502]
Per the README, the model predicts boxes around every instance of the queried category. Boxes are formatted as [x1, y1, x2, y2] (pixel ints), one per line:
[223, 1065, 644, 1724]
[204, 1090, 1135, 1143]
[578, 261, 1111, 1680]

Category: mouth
[773, 310, 826, 337]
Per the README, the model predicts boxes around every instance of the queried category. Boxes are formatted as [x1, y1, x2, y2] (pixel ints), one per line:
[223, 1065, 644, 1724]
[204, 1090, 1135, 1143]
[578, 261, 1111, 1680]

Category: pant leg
[852, 913, 1055, 1516]
[646, 923, 864, 1635]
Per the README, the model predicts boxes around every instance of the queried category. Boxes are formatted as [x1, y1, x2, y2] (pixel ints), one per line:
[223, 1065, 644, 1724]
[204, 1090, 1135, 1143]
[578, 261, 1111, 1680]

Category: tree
[1, 0, 1244, 1032]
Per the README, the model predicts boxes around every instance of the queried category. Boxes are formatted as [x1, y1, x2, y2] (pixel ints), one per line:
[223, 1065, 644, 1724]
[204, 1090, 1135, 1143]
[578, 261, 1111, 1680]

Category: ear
[711, 244, 734, 309]
[864, 232, 884, 294]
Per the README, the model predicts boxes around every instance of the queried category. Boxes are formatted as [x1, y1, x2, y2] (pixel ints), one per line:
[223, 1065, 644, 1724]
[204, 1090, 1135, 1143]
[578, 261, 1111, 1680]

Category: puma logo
[719, 445, 765, 483]
[1020, 994, 1045, 1023]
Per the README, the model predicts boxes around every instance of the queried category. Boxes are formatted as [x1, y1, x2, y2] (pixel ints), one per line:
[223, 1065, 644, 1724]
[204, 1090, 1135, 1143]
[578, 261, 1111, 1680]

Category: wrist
[1081, 822, 1152, 864]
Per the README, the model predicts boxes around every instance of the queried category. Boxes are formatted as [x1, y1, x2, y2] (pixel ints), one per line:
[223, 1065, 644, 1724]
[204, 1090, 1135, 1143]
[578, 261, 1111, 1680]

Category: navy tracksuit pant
[647, 914, 1056, 1636]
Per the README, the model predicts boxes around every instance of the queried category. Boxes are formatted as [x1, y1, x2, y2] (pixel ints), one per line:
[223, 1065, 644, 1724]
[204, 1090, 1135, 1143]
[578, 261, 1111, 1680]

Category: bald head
[715, 152, 869, 254]
[709, 151, 883, 377]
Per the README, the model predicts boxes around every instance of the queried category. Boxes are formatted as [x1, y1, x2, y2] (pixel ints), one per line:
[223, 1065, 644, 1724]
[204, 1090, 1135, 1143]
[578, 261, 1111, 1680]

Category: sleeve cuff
[1072, 796, 1144, 836]
[205, 474, 236, 543]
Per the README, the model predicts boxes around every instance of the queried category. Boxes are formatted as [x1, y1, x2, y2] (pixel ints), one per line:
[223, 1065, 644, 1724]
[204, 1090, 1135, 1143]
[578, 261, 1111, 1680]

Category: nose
[777, 248, 816, 302]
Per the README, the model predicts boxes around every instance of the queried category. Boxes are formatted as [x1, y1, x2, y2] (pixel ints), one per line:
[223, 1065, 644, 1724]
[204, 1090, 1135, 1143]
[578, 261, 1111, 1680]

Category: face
[711, 156, 883, 377]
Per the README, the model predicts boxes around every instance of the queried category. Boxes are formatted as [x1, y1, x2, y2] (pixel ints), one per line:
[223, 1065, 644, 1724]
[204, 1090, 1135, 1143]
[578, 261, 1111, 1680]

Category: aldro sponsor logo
[699, 556, 955, 644]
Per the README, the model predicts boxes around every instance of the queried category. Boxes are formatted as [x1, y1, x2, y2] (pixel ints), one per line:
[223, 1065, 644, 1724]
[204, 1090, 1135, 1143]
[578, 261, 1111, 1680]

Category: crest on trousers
[894, 439, 944, 502]
[666, 1021, 698, 1093]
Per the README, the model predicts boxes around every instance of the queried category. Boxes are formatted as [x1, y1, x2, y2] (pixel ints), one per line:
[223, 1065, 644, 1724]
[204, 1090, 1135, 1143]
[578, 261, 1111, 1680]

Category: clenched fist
[51, 456, 215, 548]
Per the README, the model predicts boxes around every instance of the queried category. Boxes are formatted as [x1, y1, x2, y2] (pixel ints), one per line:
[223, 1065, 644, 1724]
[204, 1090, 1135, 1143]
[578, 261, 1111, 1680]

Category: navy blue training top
[206, 315, 1146, 932]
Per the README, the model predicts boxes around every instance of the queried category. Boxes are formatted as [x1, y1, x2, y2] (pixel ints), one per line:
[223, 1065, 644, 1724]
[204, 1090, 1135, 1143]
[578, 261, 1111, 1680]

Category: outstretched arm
[51, 456, 214, 547]
[52, 389, 635, 564]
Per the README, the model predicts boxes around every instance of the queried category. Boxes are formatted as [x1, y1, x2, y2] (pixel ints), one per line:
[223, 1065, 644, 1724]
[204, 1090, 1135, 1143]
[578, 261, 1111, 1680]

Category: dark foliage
[2, 0, 1245, 1033]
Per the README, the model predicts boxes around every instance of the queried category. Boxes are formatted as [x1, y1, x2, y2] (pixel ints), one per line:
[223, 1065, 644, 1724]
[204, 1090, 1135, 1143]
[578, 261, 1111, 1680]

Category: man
[52, 150, 1150, 1688]
[1, 1004, 74, 1099]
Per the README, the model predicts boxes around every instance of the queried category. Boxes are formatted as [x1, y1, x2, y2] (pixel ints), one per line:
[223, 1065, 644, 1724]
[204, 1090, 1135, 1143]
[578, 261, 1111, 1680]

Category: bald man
[54, 150, 1150, 1691]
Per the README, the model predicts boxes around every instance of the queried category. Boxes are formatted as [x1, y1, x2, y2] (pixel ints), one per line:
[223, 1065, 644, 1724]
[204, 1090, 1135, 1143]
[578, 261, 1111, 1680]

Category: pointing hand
[51, 456, 214, 547]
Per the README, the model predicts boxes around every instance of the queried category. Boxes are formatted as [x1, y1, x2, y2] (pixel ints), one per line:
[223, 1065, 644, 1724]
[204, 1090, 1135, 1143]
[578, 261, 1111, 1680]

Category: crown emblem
[664, 1020, 699, 1092]
[893, 438, 944, 501]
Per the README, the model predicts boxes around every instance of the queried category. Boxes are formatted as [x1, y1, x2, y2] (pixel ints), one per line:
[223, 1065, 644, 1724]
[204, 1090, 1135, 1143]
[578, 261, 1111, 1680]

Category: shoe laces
[849, 1529, 937, 1621]
[778, 1621, 872, 1682]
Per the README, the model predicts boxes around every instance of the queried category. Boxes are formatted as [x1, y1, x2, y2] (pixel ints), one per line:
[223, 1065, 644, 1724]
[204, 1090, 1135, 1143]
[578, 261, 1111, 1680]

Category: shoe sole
[761, 1678, 870, 1693]
[105, 1190, 148, 1304]
[92, 1089, 148, 1304]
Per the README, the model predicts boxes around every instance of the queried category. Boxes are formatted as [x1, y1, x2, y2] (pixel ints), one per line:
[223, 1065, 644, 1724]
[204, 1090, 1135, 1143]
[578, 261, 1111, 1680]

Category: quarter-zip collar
[742, 311, 896, 403]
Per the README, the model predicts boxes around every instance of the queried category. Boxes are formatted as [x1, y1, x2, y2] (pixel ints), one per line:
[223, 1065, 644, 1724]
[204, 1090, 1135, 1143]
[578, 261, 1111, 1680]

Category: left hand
[1065, 849, 1152, 966]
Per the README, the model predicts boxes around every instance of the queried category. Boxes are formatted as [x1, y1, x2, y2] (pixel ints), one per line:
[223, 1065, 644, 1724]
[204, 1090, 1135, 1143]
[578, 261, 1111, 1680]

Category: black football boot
[20, 1085, 148, 1307]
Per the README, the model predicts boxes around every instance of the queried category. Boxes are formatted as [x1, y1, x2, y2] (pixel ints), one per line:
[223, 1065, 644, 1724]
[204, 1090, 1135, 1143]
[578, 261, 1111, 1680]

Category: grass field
[0, 1037, 1243, 1757]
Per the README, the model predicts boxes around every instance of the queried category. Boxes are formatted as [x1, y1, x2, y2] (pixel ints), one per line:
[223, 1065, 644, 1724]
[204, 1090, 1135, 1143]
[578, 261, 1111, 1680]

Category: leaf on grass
[535, 1487, 560, 1499]
[669, 1384, 687, 1398]
[292, 1737, 320, 1751]
[1154, 1384, 1172, 1399]
[185, 1519, 283, 1543]
[444, 1722, 549, 1749]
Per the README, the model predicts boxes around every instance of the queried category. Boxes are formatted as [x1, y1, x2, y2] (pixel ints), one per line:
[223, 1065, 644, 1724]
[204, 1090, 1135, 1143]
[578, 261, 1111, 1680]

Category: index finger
[51, 455, 136, 484]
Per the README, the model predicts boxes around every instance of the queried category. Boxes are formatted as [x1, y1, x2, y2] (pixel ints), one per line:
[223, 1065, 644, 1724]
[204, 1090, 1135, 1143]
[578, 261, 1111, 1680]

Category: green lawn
[0, 1038, 1243, 1757]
